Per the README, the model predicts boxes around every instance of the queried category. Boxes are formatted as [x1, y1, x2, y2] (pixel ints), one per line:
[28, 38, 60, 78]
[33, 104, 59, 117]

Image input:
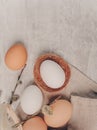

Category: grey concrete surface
[0, 0, 97, 103]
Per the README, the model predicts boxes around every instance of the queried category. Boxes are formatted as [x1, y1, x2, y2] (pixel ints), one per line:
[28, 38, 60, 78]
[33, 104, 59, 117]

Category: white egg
[20, 85, 43, 115]
[40, 60, 65, 89]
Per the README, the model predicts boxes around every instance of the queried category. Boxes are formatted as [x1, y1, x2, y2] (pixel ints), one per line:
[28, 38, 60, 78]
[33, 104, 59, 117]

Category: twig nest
[42, 99, 72, 128]
[20, 85, 43, 115]
[23, 116, 47, 130]
[34, 53, 71, 92]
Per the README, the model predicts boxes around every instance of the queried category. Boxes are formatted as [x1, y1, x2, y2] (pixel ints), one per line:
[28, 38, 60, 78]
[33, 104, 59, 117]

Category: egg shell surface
[44, 99, 72, 128]
[23, 116, 47, 130]
[40, 60, 65, 89]
[20, 85, 43, 115]
[5, 43, 27, 70]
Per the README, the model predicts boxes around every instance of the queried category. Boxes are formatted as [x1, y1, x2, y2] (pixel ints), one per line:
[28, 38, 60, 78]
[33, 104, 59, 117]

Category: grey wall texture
[0, 0, 97, 103]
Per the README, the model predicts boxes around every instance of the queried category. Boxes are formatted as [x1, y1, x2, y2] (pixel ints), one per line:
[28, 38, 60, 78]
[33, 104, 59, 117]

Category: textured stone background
[0, 0, 97, 103]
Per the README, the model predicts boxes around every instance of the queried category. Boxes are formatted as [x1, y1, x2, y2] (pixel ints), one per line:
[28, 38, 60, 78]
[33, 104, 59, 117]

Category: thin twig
[10, 64, 26, 104]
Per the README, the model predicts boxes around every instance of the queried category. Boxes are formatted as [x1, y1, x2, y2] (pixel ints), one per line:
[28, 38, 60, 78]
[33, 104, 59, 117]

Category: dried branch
[10, 64, 26, 104]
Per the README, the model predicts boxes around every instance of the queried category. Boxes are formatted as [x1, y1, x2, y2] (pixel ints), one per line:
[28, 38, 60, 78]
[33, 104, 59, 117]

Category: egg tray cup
[34, 53, 71, 92]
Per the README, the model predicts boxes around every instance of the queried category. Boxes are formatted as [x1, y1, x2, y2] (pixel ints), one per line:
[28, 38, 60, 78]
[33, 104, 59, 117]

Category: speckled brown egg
[5, 43, 27, 70]
[43, 99, 72, 128]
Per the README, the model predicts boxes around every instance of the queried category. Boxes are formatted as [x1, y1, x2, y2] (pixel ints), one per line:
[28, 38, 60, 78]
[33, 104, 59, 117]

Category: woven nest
[34, 53, 71, 92]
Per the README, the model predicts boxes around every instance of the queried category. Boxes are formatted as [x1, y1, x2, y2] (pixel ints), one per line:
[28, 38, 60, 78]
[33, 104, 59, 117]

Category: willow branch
[10, 64, 26, 104]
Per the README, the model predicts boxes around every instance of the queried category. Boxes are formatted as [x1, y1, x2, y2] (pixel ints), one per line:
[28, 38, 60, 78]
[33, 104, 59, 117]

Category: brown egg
[43, 99, 72, 128]
[23, 116, 47, 130]
[5, 43, 27, 70]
